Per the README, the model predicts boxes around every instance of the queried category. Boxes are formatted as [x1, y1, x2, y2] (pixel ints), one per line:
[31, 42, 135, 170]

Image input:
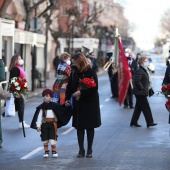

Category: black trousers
[130, 95, 154, 124]
[110, 73, 118, 98]
[124, 85, 133, 107]
[41, 122, 56, 141]
[15, 96, 25, 122]
[77, 129, 94, 153]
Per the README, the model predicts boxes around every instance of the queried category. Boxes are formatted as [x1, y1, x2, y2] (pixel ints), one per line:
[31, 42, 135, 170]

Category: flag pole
[114, 28, 119, 68]
[115, 28, 132, 106]
[21, 121, 26, 137]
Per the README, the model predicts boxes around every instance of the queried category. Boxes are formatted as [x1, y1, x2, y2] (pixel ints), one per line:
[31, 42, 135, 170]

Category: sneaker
[52, 152, 58, 158]
[19, 121, 30, 128]
[43, 153, 49, 158]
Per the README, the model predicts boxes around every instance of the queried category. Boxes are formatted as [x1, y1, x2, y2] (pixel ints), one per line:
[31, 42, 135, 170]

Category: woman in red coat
[65, 53, 101, 158]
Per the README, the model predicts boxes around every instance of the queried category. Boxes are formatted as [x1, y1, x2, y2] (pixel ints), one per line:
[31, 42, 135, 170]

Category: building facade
[0, 0, 48, 91]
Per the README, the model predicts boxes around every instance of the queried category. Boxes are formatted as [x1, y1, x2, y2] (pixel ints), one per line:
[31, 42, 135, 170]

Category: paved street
[1, 55, 170, 170]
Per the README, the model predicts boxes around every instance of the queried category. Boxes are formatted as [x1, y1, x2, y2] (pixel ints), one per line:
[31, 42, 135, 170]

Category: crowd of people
[0, 49, 101, 158]
[106, 49, 157, 128]
[1, 46, 166, 157]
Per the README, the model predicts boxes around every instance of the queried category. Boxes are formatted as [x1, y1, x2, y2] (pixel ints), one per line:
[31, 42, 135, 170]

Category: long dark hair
[8, 55, 20, 71]
[72, 53, 90, 72]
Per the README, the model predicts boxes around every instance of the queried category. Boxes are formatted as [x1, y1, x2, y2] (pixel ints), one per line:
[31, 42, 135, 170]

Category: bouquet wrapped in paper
[9, 77, 28, 97]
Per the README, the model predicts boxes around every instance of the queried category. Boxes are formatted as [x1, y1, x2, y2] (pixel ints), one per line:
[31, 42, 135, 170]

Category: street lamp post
[32, 0, 37, 91]
[70, 15, 75, 54]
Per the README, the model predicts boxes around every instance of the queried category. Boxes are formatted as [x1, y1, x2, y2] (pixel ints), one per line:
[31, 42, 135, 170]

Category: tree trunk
[0, 0, 12, 18]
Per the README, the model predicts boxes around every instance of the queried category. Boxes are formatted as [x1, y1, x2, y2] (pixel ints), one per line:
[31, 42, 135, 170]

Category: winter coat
[30, 102, 72, 129]
[66, 67, 101, 129]
[130, 59, 138, 76]
[162, 65, 170, 85]
[132, 65, 149, 96]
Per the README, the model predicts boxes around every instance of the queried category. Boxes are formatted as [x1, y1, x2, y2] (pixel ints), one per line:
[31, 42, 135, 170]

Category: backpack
[0, 59, 5, 82]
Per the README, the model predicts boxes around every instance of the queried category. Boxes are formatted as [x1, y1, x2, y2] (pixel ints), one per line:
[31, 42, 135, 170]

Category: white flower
[11, 77, 17, 83]
[16, 86, 21, 90]
[24, 83, 27, 87]
[14, 82, 19, 86]
[11, 79, 16, 83]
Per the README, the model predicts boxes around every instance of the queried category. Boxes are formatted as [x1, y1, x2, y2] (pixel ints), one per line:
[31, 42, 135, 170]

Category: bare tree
[160, 9, 170, 38]
[0, 0, 12, 18]
[23, 0, 53, 31]
[97, 1, 129, 37]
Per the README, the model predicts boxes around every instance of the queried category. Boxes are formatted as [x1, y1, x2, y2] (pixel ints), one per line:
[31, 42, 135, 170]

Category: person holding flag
[123, 52, 137, 109]
[114, 33, 132, 106]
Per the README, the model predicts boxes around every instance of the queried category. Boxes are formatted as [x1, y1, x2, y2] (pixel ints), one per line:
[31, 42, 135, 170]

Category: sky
[115, 0, 170, 50]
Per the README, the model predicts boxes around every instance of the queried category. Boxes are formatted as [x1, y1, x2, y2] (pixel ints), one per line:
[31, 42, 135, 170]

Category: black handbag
[149, 88, 154, 97]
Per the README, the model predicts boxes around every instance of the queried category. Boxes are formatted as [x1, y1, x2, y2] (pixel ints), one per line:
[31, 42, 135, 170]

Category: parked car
[147, 57, 155, 73]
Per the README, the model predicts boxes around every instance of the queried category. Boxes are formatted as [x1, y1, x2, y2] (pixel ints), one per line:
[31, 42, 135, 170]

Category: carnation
[9, 77, 28, 97]
[79, 77, 97, 90]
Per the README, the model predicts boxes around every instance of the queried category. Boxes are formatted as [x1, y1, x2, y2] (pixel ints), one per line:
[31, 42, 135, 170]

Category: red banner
[118, 38, 132, 106]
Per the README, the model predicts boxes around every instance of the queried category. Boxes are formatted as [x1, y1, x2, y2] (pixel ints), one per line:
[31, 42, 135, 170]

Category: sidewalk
[27, 67, 105, 98]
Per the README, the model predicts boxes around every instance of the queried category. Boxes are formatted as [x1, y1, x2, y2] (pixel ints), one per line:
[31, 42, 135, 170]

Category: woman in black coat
[130, 56, 157, 128]
[65, 53, 101, 158]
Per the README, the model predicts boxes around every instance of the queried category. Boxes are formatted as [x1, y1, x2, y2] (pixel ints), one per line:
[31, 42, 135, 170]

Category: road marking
[105, 98, 110, 102]
[20, 147, 43, 159]
[62, 127, 75, 135]
[100, 105, 103, 109]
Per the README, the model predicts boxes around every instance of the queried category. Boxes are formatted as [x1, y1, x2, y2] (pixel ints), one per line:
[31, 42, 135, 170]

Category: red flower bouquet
[165, 99, 170, 112]
[75, 78, 97, 101]
[161, 84, 170, 99]
[9, 77, 28, 97]
[161, 84, 170, 112]
[79, 78, 97, 90]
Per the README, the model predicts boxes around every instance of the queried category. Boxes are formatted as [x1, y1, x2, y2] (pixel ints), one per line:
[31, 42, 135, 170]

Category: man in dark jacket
[124, 52, 137, 108]
[106, 51, 118, 100]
